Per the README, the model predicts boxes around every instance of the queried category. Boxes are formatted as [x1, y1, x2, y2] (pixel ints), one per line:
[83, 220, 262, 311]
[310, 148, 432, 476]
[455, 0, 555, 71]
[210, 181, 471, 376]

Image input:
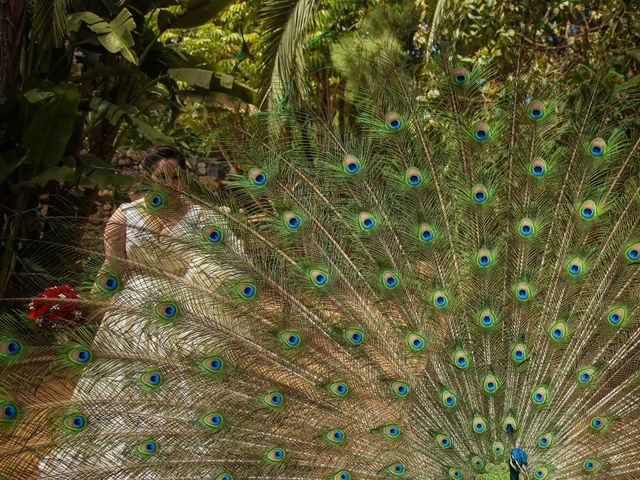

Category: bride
[38, 146, 236, 478]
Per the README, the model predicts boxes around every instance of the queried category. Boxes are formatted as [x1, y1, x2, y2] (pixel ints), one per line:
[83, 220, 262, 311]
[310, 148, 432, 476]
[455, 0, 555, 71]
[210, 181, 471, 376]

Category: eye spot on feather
[436, 434, 452, 448]
[140, 370, 163, 388]
[518, 217, 536, 237]
[283, 212, 301, 230]
[476, 248, 493, 268]
[537, 432, 554, 448]
[388, 462, 406, 477]
[327, 381, 349, 397]
[625, 243, 640, 262]
[419, 224, 435, 242]
[236, 282, 256, 299]
[473, 122, 490, 141]
[156, 302, 178, 319]
[530, 158, 547, 177]
[579, 200, 598, 220]
[145, 192, 164, 209]
[441, 389, 457, 408]
[343, 328, 364, 346]
[0, 338, 22, 357]
[386, 113, 402, 130]
[433, 290, 448, 308]
[264, 447, 286, 463]
[578, 367, 596, 385]
[69, 347, 92, 365]
[405, 167, 423, 186]
[528, 100, 546, 120]
[492, 442, 504, 455]
[390, 381, 410, 398]
[382, 424, 401, 439]
[1, 402, 17, 422]
[279, 330, 301, 348]
[549, 321, 568, 341]
[202, 412, 224, 430]
[358, 212, 376, 230]
[202, 356, 224, 373]
[333, 470, 351, 480]
[448, 468, 462, 479]
[216, 473, 234, 480]
[589, 138, 606, 157]
[567, 258, 584, 277]
[63, 414, 86, 432]
[96, 272, 120, 293]
[452, 67, 469, 84]
[136, 439, 159, 457]
[309, 269, 329, 287]
[472, 415, 486, 433]
[406, 332, 426, 352]
[452, 349, 469, 369]
[511, 343, 528, 363]
[381, 271, 399, 289]
[607, 307, 625, 327]
[534, 467, 549, 479]
[514, 282, 531, 301]
[202, 226, 223, 243]
[472, 184, 488, 203]
[531, 386, 549, 406]
[248, 168, 267, 186]
[503, 415, 517, 433]
[342, 155, 361, 174]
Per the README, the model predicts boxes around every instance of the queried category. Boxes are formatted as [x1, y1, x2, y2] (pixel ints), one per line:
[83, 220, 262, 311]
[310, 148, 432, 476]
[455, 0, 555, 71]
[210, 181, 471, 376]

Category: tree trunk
[0, 0, 29, 97]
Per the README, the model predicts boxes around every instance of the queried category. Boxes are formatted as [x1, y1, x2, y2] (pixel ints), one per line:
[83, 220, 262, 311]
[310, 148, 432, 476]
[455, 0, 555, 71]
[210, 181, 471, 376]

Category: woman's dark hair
[143, 144, 187, 170]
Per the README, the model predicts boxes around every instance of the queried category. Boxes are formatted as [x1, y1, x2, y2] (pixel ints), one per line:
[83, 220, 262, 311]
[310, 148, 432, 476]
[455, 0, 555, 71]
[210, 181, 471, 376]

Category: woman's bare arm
[103, 206, 127, 268]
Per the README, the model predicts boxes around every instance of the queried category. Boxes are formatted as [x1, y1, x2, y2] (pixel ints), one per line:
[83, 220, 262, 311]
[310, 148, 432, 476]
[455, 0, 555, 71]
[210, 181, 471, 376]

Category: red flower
[27, 285, 83, 330]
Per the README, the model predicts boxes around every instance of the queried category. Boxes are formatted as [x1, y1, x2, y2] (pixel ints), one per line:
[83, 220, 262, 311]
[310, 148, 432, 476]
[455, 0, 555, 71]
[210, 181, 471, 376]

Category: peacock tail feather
[2, 44, 640, 479]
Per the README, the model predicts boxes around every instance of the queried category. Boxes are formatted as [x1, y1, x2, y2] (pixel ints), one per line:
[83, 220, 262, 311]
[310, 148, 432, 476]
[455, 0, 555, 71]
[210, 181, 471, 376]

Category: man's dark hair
[143, 144, 187, 170]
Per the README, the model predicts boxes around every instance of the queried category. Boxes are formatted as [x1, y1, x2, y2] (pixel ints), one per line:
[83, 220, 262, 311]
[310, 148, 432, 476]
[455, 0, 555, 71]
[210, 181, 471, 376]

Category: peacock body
[1, 46, 640, 480]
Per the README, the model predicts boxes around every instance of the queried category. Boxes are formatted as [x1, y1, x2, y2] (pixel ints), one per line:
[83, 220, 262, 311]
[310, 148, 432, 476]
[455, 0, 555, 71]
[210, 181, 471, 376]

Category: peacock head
[510, 448, 531, 479]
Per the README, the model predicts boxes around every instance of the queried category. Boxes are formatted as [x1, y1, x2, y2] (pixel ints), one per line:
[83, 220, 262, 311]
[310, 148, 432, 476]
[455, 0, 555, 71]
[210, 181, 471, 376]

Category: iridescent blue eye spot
[536, 470, 544, 478]
[385, 276, 397, 287]
[540, 437, 548, 446]
[532, 164, 544, 175]
[534, 393, 543, 402]
[585, 461, 593, 469]
[627, 248, 639, 260]
[581, 207, 594, 218]
[105, 277, 117, 290]
[521, 225, 532, 235]
[445, 396, 455, 406]
[337, 384, 346, 394]
[151, 195, 162, 207]
[474, 191, 486, 202]
[475, 129, 488, 140]
[287, 216, 300, 228]
[72, 415, 85, 428]
[442, 438, 450, 446]
[517, 289, 528, 299]
[389, 119, 401, 129]
[271, 394, 282, 404]
[455, 75, 466, 83]
[333, 430, 343, 440]
[274, 449, 283, 459]
[340, 474, 348, 480]
[390, 427, 398, 435]
[164, 305, 176, 317]
[149, 374, 160, 385]
[436, 296, 446, 306]
[208, 230, 221, 242]
[254, 173, 266, 185]
[347, 162, 359, 172]
[610, 312, 621, 324]
[482, 315, 492, 326]
[243, 285, 254, 297]
[570, 264, 580, 274]
[3, 405, 16, 419]
[553, 328, 563, 338]
[315, 274, 326, 285]
[412, 338, 423, 348]
[514, 350, 524, 360]
[592, 418, 601, 428]
[530, 108, 543, 119]
[287, 335, 299, 346]
[457, 357, 467, 367]
[210, 415, 221, 425]
[421, 230, 433, 240]
[221, 476, 231, 480]
[486, 382, 496, 391]
[352, 332, 362, 343]
[363, 218, 374, 229]
[591, 146, 602, 156]
[210, 358, 221, 370]
[7, 341, 20, 355]
[408, 175, 420, 185]
[397, 385, 407, 394]
[479, 255, 489, 266]
[580, 372, 591, 382]
[395, 464, 404, 473]
[77, 349, 90, 362]
[145, 442, 156, 453]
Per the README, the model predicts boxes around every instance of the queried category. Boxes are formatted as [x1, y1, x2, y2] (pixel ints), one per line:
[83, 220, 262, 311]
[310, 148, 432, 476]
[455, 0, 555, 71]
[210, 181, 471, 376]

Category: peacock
[1, 43, 640, 480]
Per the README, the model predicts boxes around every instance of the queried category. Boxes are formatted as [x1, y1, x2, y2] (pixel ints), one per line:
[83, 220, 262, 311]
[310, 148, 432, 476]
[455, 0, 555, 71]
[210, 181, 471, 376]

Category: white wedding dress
[38, 201, 240, 479]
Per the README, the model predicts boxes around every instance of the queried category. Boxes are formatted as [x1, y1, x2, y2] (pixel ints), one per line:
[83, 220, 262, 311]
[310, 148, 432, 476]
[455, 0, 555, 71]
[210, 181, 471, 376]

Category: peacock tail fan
[2, 43, 640, 479]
